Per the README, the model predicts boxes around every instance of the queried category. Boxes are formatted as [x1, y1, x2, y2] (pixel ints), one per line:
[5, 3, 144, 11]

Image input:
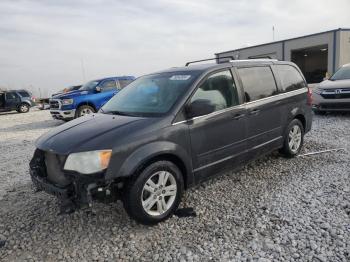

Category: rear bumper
[50, 109, 75, 120]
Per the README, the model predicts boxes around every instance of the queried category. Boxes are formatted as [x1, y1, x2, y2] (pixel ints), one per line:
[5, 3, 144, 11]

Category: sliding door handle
[233, 113, 245, 120]
[249, 109, 260, 115]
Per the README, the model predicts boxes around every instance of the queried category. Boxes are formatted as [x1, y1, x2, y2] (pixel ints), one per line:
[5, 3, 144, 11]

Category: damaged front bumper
[29, 149, 122, 213]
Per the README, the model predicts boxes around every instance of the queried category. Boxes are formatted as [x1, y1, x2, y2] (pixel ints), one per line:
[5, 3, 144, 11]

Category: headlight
[64, 150, 112, 174]
[62, 98, 74, 105]
[312, 86, 323, 95]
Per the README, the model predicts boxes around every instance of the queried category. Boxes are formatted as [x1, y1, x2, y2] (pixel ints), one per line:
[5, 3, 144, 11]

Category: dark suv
[30, 59, 312, 224]
[0, 89, 34, 113]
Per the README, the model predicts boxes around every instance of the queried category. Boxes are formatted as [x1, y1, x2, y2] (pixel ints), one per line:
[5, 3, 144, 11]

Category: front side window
[276, 65, 306, 92]
[190, 70, 239, 112]
[330, 66, 350, 81]
[102, 71, 202, 116]
[238, 66, 278, 102]
[18, 91, 30, 97]
[80, 80, 99, 91]
[101, 80, 117, 91]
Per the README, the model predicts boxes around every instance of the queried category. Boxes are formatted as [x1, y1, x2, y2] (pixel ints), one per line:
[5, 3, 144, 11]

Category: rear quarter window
[237, 66, 278, 102]
[275, 65, 306, 92]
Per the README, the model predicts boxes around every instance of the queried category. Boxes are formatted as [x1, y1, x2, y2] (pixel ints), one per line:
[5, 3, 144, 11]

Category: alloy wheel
[141, 171, 177, 216]
[288, 125, 302, 153]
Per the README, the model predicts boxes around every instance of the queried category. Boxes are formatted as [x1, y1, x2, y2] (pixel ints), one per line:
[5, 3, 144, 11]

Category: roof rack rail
[229, 58, 278, 62]
[185, 56, 234, 66]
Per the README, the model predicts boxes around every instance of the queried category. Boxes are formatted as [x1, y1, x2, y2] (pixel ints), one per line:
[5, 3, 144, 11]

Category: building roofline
[215, 28, 350, 55]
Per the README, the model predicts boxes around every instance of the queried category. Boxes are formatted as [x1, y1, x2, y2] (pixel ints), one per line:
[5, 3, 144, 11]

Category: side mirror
[95, 86, 102, 92]
[186, 99, 215, 118]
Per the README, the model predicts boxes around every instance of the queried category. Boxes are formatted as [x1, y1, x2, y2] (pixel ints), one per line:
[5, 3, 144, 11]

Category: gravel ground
[0, 110, 349, 261]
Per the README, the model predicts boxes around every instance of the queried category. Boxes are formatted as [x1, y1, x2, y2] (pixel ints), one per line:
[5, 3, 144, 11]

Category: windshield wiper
[105, 110, 139, 117]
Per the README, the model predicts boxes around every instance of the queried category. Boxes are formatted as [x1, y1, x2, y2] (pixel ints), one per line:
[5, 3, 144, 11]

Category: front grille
[321, 88, 350, 99]
[30, 149, 70, 187]
[50, 100, 60, 109]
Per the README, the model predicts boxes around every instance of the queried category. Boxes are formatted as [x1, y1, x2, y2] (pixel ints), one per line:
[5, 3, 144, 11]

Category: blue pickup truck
[50, 76, 135, 121]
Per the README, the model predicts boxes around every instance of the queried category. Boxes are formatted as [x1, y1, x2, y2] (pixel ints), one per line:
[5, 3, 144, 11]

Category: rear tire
[18, 103, 30, 113]
[123, 160, 184, 225]
[280, 119, 304, 158]
[76, 105, 95, 118]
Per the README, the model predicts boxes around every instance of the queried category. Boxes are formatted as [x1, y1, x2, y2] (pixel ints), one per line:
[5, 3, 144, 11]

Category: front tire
[123, 161, 184, 225]
[75, 105, 95, 118]
[280, 119, 304, 158]
[18, 103, 30, 113]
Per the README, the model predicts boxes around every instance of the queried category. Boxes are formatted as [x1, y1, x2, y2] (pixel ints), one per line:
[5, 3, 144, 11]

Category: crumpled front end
[29, 149, 120, 213]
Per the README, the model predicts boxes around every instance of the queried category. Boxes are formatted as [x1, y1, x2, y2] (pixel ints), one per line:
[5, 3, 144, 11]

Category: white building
[215, 28, 350, 83]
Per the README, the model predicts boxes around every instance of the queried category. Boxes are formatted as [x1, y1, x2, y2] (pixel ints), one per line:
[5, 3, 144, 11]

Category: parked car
[30, 59, 312, 224]
[312, 63, 350, 113]
[49, 76, 135, 121]
[36, 98, 50, 110]
[0, 89, 34, 113]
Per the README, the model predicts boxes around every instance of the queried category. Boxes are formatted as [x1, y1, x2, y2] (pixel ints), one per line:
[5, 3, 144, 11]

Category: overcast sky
[0, 0, 349, 96]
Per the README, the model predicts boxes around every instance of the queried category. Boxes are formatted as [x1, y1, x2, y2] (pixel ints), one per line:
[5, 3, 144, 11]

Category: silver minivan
[312, 63, 350, 113]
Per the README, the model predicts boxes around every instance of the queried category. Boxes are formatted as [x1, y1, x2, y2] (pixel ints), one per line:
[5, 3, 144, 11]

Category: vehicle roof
[156, 59, 297, 74]
[6, 89, 30, 93]
[94, 76, 135, 82]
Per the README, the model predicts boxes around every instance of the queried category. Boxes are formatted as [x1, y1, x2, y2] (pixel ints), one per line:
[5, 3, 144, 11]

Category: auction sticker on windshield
[169, 75, 191, 81]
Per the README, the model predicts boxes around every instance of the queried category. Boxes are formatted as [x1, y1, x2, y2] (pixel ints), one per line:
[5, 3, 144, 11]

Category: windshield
[101, 71, 201, 116]
[80, 80, 99, 90]
[330, 66, 350, 81]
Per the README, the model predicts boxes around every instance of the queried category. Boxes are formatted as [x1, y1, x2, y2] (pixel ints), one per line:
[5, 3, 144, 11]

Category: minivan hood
[36, 113, 154, 155]
[318, 79, 350, 89]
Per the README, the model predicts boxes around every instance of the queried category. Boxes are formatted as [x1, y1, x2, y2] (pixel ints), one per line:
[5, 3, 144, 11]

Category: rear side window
[238, 66, 278, 102]
[6, 92, 19, 99]
[276, 65, 306, 92]
[191, 70, 239, 112]
[17, 91, 30, 97]
[118, 79, 133, 89]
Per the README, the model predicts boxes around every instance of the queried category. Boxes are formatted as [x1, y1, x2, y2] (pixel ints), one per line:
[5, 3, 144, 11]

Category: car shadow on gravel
[0, 111, 19, 116]
[0, 119, 63, 132]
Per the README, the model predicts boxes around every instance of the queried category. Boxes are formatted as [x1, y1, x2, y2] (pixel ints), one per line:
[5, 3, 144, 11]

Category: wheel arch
[76, 101, 97, 112]
[106, 141, 194, 189]
[294, 114, 306, 130]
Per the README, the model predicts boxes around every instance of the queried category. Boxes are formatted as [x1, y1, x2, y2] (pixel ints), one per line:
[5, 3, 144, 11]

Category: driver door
[188, 69, 247, 182]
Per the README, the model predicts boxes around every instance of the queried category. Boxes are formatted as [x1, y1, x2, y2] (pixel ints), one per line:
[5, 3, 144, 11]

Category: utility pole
[81, 58, 86, 82]
[272, 26, 275, 41]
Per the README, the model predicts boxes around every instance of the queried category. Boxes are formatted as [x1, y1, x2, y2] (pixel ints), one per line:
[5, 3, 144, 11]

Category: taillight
[307, 87, 312, 106]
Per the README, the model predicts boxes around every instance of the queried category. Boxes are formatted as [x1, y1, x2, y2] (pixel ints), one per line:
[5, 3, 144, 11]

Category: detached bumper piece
[29, 149, 120, 214]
